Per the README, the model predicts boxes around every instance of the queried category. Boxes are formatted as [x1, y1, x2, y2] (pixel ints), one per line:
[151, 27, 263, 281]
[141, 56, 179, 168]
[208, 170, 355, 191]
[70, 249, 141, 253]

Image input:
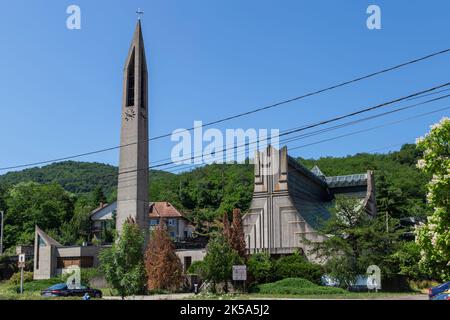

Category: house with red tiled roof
[89, 201, 195, 242]
[149, 201, 195, 240]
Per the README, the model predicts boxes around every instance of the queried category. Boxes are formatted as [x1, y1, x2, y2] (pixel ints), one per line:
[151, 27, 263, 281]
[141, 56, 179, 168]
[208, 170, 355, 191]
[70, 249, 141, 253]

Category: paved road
[103, 293, 194, 300]
[103, 293, 428, 300]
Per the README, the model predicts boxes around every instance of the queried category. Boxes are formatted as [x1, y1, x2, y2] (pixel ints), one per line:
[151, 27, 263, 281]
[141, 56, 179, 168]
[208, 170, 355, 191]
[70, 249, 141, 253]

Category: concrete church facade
[243, 145, 376, 261]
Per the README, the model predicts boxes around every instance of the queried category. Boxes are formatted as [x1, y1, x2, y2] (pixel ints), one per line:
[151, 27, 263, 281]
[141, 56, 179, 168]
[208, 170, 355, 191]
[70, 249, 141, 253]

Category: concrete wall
[243, 146, 328, 262]
[175, 248, 207, 272]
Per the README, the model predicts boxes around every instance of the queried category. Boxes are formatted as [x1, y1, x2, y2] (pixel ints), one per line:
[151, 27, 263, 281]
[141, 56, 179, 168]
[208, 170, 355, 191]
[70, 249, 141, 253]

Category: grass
[188, 291, 423, 300]
[255, 278, 348, 295]
[0, 278, 94, 300]
[187, 278, 425, 300]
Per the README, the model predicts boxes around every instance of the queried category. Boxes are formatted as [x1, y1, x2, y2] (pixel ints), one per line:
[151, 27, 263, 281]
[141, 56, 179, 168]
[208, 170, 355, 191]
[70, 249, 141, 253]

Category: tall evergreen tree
[145, 219, 184, 292]
[230, 209, 247, 259]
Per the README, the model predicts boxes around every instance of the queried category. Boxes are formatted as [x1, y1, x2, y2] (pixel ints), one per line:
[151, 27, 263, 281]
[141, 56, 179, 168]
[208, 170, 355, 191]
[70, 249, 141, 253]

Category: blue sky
[0, 0, 448, 173]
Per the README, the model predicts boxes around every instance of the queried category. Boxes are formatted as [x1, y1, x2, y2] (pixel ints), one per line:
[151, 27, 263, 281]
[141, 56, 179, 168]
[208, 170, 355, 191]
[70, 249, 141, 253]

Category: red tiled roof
[149, 202, 184, 218]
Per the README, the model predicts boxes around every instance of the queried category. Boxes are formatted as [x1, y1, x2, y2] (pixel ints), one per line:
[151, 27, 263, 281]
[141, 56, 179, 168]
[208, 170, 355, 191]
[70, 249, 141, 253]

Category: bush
[61, 268, 103, 286]
[8, 271, 34, 285]
[272, 252, 323, 284]
[247, 252, 273, 284]
[187, 260, 207, 278]
[255, 278, 348, 295]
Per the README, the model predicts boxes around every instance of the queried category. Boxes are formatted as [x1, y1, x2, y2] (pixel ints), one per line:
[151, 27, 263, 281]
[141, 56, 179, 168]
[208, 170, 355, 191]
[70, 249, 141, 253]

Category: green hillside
[0, 143, 429, 250]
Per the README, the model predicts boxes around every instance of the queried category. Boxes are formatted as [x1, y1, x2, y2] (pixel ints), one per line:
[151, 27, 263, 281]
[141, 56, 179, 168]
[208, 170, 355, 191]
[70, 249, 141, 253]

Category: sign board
[18, 253, 25, 268]
[232, 265, 247, 281]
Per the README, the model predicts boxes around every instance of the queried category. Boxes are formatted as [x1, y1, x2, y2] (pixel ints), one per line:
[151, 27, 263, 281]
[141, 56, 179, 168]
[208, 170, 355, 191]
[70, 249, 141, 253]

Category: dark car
[429, 281, 450, 300]
[41, 283, 102, 298]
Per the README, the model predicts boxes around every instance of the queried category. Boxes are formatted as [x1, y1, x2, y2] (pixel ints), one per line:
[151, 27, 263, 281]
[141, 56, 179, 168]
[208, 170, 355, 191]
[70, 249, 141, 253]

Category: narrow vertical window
[126, 48, 135, 106]
[140, 58, 147, 109]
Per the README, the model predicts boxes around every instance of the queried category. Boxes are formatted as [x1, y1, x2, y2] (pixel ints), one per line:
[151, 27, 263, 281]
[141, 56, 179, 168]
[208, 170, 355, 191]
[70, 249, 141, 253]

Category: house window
[169, 231, 176, 238]
[150, 219, 159, 226]
[168, 219, 176, 226]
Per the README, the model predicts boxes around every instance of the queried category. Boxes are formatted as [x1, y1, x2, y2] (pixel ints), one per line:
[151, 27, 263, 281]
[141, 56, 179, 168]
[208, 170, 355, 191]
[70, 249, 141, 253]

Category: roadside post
[18, 253, 26, 294]
[232, 265, 247, 293]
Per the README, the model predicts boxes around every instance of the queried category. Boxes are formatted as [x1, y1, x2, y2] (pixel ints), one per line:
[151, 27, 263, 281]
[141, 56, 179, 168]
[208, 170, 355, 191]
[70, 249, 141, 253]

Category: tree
[415, 117, 450, 281]
[4, 182, 74, 249]
[308, 195, 402, 289]
[390, 241, 427, 281]
[230, 209, 247, 259]
[222, 212, 231, 241]
[145, 219, 184, 292]
[203, 235, 242, 293]
[99, 218, 146, 298]
[59, 198, 92, 245]
[91, 186, 106, 206]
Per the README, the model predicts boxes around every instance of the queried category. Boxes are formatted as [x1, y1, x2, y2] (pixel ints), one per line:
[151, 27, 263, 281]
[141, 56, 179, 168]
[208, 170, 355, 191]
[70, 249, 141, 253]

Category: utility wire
[289, 106, 450, 151]
[147, 83, 450, 169]
[148, 93, 450, 167]
[159, 95, 450, 173]
[166, 105, 450, 174]
[1, 48, 449, 172]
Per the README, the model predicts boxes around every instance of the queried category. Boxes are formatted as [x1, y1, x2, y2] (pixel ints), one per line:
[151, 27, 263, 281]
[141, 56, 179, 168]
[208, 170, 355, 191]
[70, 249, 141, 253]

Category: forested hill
[298, 144, 429, 219]
[0, 161, 174, 199]
[0, 143, 429, 220]
[0, 144, 429, 249]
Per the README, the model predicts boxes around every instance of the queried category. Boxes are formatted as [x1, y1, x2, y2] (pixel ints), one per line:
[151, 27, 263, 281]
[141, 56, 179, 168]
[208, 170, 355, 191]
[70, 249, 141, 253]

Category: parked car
[429, 281, 450, 300]
[41, 283, 102, 298]
[430, 290, 450, 301]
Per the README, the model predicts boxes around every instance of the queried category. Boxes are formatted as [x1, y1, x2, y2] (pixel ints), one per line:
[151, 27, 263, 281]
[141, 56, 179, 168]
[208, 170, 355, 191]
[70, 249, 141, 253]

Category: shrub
[247, 252, 273, 284]
[272, 252, 323, 284]
[187, 260, 208, 278]
[256, 278, 348, 295]
[8, 271, 34, 285]
[61, 267, 103, 285]
[203, 235, 243, 293]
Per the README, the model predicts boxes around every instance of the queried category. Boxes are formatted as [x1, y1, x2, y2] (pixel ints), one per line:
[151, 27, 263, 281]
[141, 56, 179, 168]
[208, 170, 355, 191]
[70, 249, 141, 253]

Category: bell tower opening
[126, 48, 135, 107]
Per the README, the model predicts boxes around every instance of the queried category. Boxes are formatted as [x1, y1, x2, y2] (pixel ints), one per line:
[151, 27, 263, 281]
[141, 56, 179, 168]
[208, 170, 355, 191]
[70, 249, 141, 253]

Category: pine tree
[230, 208, 247, 259]
[145, 219, 184, 292]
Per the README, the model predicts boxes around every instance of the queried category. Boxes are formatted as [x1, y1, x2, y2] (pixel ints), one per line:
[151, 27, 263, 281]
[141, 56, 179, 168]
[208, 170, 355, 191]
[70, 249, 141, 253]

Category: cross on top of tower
[136, 8, 144, 20]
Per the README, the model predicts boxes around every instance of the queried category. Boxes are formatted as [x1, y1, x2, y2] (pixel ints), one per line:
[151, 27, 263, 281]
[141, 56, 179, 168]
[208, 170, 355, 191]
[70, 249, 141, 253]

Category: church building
[242, 145, 376, 261]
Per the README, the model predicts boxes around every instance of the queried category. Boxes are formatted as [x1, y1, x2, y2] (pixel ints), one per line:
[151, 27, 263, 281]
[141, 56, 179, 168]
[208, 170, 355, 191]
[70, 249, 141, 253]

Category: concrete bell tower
[116, 20, 149, 237]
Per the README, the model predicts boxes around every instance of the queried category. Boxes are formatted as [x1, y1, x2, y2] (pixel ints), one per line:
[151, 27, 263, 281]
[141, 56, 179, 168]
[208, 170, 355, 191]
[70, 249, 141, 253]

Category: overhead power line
[148, 48, 450, 140]
[1, 48, 449, 172]
[165, 105, 450, 174]
[288, 106, 450, 152]
[147, 83, 450, 170]
[155, 94, 450, 172]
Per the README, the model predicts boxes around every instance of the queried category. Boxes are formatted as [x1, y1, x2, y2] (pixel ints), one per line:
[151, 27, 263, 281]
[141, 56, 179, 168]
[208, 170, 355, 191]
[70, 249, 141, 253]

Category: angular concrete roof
[35, 225, 62, 247]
